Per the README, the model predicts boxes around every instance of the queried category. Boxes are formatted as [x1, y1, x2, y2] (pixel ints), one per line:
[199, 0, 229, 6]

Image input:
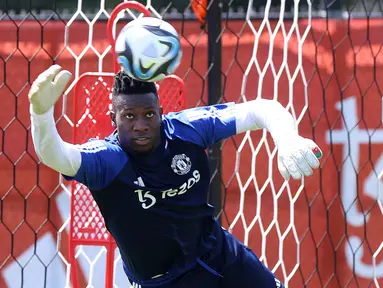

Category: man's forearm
[234, 99, 298, 146]
[30, 105, 81, 177]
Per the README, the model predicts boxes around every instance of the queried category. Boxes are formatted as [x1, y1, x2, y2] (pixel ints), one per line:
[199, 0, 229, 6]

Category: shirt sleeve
[63, 139, 128, 190]
[162, 102, 237, 149]
[30, 106, 82, 178]
[233, 99, 298, 148]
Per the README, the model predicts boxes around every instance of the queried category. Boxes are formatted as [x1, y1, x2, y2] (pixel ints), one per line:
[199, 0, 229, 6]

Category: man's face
[111, 92, 163, 154]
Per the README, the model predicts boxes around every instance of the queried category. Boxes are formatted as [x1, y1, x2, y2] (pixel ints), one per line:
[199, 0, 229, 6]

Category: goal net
[0, 0, 382, 287]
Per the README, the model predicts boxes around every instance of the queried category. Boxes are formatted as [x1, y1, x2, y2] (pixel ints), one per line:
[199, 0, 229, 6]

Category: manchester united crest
[171, 154, 192, 175]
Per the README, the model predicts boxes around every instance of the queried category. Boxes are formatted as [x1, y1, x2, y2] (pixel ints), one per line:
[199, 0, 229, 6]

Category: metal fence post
[207, 0, 223, 222]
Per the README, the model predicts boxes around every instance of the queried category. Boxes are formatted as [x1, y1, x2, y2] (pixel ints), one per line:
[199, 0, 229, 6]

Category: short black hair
[112, 70, 158, 97]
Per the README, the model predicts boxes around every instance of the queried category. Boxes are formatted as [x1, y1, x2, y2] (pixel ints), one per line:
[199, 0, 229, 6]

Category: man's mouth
[133, 136, 151, 146]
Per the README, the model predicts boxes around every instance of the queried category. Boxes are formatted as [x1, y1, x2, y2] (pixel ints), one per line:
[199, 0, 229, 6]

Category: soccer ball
[115, 17, 182, 82]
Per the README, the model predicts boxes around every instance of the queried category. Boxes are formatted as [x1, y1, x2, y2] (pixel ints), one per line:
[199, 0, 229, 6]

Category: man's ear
[159, 106, 163, 117]
[110, 110, 116, 127]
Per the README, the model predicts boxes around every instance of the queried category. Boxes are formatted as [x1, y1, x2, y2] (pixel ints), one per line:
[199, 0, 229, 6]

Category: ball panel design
[115, 17, 182, 82]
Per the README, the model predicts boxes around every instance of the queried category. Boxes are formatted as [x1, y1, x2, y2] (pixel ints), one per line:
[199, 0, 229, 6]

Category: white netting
[232, 0, 311, 282]
[58, 1, 312, 286]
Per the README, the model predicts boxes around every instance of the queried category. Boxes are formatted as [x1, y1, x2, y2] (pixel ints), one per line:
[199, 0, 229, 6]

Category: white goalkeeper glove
[28, 65, 72, 114]
[277, 136, 322, 180]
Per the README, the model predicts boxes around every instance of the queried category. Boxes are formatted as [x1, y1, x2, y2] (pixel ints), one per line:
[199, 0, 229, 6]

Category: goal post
[0, 1, 382, 288]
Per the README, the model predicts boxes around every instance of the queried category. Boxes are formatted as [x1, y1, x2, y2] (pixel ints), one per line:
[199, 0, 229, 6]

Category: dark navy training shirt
[64, 103, 237, 283]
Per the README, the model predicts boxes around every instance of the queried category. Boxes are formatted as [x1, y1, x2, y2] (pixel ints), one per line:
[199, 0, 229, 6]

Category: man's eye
[146, 112, 154, 118]
[126, 114, 134, 119]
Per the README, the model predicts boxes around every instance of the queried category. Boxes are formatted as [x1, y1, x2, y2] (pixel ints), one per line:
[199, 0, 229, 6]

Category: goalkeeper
[29, 65, 322, 288]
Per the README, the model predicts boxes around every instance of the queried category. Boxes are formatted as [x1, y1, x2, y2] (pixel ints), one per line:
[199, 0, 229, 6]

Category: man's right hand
[28, 65, 72, 115]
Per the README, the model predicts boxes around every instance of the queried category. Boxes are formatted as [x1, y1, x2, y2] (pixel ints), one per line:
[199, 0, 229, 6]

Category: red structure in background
[0, 18, 382, 287]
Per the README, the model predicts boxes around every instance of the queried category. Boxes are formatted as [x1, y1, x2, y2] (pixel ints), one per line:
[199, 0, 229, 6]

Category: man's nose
[133, 119, 149, 131]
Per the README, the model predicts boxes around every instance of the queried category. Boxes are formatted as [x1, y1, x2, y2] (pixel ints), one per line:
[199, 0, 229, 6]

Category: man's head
[110, 71, 163, 154]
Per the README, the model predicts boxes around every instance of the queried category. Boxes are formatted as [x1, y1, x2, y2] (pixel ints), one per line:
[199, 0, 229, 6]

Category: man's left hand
[277, 136, 322, 180]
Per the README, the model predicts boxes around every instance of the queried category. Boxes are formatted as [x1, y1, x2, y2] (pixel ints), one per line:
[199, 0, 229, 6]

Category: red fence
[0, 19, 382, 287]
